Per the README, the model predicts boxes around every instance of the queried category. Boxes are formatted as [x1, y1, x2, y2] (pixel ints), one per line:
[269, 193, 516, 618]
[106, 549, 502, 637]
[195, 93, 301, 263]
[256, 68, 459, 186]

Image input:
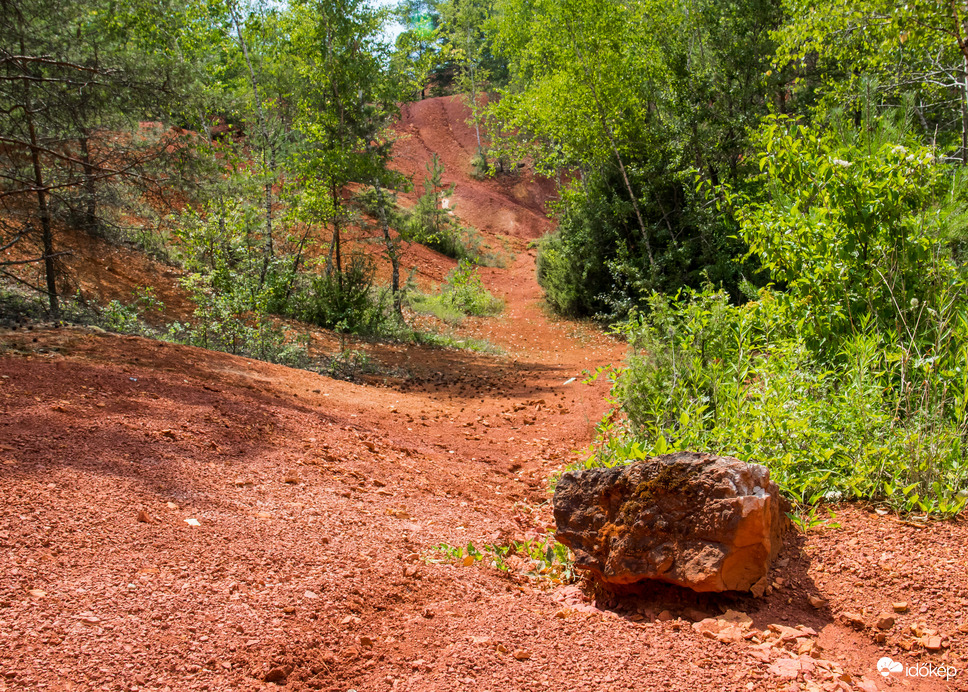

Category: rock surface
[553, 451, 787, 592]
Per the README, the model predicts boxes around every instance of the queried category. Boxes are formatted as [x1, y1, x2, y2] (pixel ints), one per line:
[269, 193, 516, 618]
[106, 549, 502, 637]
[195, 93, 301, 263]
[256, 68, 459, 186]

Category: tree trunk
[563, 19, 655, 270]
[79, 133, 98, 232]
[21, 37, 58, 316]
[371, 175, 403, 317]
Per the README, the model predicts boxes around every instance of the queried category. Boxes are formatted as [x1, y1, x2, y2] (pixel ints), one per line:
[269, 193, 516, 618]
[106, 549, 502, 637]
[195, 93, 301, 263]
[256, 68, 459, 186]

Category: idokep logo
[877, 658, 902, 676]
[877, 656, 959, 680]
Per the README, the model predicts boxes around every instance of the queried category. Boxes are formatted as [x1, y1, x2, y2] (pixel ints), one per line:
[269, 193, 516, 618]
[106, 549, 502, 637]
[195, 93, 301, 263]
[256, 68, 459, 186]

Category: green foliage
[593, 285, 968, 517]
[441, 260, 503, 316]
[167, 201, 306, 365]
[407, 260, 503, 323]
[788, 506, 841, 534]
[99, 288, 166, 335]
[491, 0, 781, 319]
[589, 116, 968, 518]
[730, 110, 958, 351]
[407, 292, 465, 324]
[427, 534, 575, 584]
[775, 0, 968, 158]
[293, 253, 393, 335]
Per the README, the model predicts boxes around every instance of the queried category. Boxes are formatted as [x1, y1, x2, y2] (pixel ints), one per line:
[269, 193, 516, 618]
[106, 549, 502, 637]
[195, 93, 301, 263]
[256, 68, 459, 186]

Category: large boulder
[553, 451, 787, 593]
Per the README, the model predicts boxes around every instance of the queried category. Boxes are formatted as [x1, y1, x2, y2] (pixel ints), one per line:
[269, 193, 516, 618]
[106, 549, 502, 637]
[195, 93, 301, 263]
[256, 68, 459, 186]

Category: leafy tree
[0, 0, 196, 315]
[289, 0, 405, 322]
[390, 0, 442, 100]
[489, 0, 782, 319]
[436, 0, 507, 164]
[775, 0, 968, 163]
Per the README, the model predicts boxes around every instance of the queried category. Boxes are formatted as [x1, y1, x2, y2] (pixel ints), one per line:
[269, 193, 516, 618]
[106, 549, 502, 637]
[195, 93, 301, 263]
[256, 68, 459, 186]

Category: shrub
[441, 260, 503, 316]
[591, 285, 968, 516]
[587, 114, 968, 517]
[293, 252, 393, 335]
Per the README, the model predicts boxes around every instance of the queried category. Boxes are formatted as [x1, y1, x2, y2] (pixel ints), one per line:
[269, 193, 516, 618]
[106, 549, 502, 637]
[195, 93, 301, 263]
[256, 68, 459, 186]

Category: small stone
[359, 636, 374, 649]
[797, 640, 816, 655]
[892, 602, 909, 613]
[875, 614, 895, 630]
[554, 609, 571, 619]
[925, 636, 943, 652]
[808, 596, 828, 609]
[749, 644, 772, 663]
[839, 612, 866, 630]
[768, 658, 801, 679]
[751, 575, 770, 598]
[263, 666, 289, 683]
[303, 590, 318, 599]
[657, 610, 674, 622]
[421, 608, 434, 619]
[137, 510, 153, 523]
[27, 589, 46, 598]
[684, 608, 710, 622]
[496, 644, 508, 654]
[166, 502, 178, 510]
[512, 649, 531, 661]
[874, 633, 886, 644]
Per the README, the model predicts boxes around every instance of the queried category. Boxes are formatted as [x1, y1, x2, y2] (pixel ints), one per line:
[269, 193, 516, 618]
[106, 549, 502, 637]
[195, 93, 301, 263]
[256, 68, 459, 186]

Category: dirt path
[1, 97, 966, 692]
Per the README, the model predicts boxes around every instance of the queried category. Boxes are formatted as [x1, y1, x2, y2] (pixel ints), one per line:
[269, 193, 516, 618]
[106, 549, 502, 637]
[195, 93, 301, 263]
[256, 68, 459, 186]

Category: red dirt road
[1, 97, 967, 692]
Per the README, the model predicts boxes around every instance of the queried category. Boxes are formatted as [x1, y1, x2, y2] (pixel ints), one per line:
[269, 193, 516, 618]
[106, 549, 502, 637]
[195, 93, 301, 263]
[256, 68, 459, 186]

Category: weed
[787, 506, 842, 533]
[427, 534, 575, 585]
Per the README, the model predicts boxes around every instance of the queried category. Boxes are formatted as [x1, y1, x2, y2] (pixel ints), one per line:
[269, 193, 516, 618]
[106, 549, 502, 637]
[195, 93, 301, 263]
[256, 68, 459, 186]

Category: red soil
[1, 96, 966, 692]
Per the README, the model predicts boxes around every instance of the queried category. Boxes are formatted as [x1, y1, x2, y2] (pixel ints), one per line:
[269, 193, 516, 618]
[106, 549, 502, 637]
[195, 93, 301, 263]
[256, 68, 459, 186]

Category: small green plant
[99, 287, 166, 335]
[787, 506, 841, 533]
[406, 260, 504, 323]
[406, 292, 466, 324]
[293, 253, 393, 335]
[441, 260, 503, 316]
[101, 300, 140, 333]
[427, 534, 575, 585]
[324, 345, 376, 381]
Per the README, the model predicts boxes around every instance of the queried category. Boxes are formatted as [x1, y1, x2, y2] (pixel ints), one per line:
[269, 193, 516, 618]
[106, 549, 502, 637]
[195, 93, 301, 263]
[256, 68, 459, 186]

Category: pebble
[839, 612, 865, 630]
[875, 614, 895, 630]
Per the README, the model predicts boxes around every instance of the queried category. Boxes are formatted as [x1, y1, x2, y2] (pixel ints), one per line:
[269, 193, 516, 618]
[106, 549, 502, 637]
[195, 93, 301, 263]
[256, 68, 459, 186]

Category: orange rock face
[553, 452, 788, 592]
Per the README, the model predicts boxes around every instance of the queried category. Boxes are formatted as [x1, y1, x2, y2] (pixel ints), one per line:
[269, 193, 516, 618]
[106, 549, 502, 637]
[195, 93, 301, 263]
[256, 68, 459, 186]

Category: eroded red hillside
[1, 97, 966, 692]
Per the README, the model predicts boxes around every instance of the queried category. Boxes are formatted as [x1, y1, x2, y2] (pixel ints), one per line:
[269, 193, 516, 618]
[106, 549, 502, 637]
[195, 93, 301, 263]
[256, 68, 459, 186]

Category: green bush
[591, 286, 968, 516]
[293, 252, 392, 335]
[587, 114, 968, 517]
[441, 260, 503, 316]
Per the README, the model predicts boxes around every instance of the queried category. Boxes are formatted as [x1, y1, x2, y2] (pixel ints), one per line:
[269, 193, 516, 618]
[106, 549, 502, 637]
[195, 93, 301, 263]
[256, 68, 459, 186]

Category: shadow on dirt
[0, 338, 340, 500]
[575, 530, 836, 634]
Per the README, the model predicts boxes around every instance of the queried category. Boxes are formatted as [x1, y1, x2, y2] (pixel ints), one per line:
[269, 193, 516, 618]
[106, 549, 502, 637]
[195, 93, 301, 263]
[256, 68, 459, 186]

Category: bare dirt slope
[1, 96, 967, 692]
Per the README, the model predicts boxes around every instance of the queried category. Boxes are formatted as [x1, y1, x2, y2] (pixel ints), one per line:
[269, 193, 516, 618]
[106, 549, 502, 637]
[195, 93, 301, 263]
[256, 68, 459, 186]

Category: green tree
[0, 0, 195, 315]
[775, 0, 968, 162]
[489, 0, 782, 318]
[289, 0, 404, 323]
